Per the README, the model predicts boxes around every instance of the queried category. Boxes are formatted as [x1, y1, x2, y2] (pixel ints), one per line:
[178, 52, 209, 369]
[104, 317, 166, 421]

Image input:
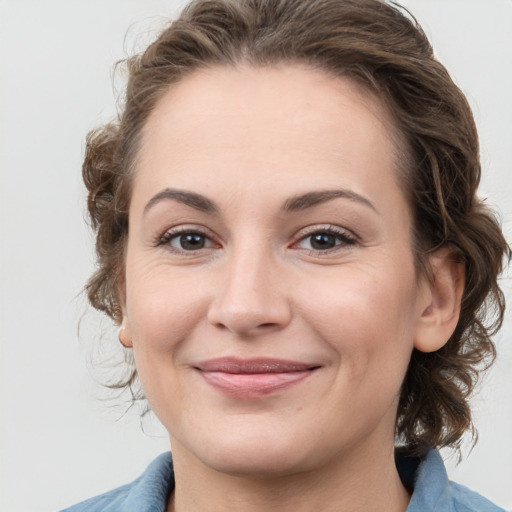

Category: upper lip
[195, 357, 320, 374]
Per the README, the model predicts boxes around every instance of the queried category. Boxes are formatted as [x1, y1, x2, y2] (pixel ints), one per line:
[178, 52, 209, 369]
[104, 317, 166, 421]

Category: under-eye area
[290, 224, 359, 253]
[157, 226, 219, 252]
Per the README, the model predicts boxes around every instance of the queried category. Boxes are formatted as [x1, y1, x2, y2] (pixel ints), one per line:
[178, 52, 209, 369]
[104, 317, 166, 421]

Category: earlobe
[414, 248, 465, 353]
[118, 322, 133, 348]
[117, 271, 132, 348]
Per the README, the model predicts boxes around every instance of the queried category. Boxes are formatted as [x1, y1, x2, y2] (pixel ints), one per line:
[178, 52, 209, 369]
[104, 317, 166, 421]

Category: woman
[61, 0, 509, 510]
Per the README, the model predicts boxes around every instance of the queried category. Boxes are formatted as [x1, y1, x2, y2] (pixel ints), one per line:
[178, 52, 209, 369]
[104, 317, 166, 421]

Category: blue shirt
[60, 449, 505, 511]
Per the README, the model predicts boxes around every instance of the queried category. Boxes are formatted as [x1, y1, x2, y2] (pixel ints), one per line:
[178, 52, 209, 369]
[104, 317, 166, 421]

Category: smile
[194, 358, 320, 398]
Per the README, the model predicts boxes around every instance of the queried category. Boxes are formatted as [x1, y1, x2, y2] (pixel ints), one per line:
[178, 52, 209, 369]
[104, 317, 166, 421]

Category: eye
[158, 229, 216, 251]
[294, 227, 357, 252]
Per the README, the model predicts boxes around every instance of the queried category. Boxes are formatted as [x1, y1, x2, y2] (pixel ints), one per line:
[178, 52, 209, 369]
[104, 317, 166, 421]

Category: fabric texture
[59, 449, 505, 511]
[59, 453, 174, 512]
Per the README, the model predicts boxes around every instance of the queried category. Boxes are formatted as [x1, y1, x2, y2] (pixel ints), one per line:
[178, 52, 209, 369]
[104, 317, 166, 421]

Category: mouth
[194, 357, 321, 398]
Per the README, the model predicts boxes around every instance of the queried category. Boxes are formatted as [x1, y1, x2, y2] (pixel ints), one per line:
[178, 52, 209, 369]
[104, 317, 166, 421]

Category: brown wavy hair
[83, 0, 510, 454]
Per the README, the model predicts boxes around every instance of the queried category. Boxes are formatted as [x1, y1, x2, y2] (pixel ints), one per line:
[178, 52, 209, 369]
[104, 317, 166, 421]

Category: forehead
[134, 64, 406, 214]
[140, 64, 400, 159]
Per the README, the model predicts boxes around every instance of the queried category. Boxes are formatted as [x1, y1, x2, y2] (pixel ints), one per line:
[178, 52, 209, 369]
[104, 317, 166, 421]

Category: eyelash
[156, 227, 216, 252]
[156, 225, 358, 255]
[292, 225, 358, 254]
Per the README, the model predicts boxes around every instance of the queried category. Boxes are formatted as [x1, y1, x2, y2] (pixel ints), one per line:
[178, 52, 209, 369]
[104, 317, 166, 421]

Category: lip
[194, 357, 320, 398]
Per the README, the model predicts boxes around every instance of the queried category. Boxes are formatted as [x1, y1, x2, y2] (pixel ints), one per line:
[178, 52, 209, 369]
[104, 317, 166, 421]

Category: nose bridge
[207, 237, 291, 335]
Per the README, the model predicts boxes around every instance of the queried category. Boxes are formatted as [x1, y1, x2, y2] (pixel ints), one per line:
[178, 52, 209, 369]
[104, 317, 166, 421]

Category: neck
[168, 438, 410, 512]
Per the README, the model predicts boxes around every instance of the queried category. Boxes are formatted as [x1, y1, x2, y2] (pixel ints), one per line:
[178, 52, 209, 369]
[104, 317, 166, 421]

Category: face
[123, 65, 431, 477]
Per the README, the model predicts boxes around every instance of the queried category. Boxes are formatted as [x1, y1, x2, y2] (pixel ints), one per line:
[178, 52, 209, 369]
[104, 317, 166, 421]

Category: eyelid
[153, 223, 358, 256]
[290, 224, 358, 252]
[156, 224, 220, 250]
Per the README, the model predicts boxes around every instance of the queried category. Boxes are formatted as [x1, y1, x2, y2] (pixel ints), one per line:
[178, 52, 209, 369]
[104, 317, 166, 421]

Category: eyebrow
[144, 188, 219, 215]
[283, 189, 378, 213]
[143, 187, 377, 216]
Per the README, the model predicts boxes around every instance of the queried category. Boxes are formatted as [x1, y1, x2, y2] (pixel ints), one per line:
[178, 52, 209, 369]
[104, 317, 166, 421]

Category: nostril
[207, 296, 292, 336]
[212, 321, 229, 330]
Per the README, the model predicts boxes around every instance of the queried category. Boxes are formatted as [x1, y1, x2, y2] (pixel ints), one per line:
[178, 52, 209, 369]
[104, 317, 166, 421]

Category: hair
[83, 0, 510, 455]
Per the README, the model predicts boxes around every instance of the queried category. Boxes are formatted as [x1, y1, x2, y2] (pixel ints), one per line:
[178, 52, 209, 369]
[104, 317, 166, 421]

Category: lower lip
[199, 370, 314, 398]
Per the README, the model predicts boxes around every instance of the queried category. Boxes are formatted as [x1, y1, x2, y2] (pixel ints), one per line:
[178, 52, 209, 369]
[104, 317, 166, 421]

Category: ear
[118, 321, 133, 348]
[414, 248, 465, 353]
[117, 267, 133, 348]
[117, 293, 133, 349]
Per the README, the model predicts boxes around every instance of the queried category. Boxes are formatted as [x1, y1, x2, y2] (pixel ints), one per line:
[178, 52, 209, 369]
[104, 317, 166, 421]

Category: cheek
[123, 262, 211, 422]
[125, 260, 208, 355]
[295, 264, 418, 375]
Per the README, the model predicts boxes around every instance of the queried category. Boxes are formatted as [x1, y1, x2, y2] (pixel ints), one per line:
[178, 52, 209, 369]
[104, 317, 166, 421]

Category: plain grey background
[1, 1, 511, 511]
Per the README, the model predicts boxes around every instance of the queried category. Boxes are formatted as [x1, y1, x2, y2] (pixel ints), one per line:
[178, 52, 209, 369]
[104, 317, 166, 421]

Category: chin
[171, 424, 307, 478]
[203, 447, 309, 478]
[181, 426, 319, 478]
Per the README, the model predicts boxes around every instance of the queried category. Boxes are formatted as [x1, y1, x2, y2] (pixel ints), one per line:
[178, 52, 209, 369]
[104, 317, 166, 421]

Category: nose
[207, 245, 292, 337]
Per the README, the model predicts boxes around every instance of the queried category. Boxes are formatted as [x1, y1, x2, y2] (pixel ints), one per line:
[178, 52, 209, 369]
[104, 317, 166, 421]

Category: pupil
[180, 233, 205, 250]
[311, 233, 335, 250]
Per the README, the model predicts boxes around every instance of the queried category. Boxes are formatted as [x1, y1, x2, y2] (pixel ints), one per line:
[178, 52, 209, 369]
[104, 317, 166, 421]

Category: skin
[120, 65, 463, 512]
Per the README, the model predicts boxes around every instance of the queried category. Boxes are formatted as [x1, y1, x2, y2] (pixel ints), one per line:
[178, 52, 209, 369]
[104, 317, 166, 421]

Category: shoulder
[401, 449, 506, 512]
[447, 481, 507, 512]
[58, 452, 174, 512]
[59, 483, 133, 512]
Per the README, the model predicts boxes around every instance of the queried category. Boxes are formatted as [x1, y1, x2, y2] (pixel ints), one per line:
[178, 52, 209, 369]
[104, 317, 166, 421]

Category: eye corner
[155, 225, 221, 253]
[290, 225, 359, 254]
